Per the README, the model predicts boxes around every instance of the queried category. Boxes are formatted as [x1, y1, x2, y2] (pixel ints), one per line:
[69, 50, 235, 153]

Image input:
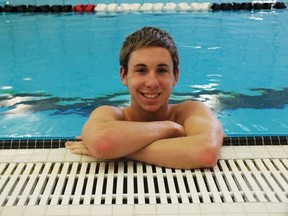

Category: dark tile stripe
[0, 138, 76, 149]
[222, 136, 288, 146]
[0, 136, 287, 149]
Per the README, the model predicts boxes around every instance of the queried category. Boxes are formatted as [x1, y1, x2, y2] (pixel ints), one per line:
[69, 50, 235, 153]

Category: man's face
[120, 46, 179, 114]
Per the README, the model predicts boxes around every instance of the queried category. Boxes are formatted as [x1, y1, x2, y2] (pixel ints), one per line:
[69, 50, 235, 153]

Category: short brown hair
[119, 26, 179, 75]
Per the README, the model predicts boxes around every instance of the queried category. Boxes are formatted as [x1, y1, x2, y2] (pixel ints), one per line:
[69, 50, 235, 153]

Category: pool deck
[0, 136, 287, 215]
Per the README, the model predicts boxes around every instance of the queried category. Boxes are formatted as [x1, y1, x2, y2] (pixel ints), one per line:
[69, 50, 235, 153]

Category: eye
[133, 65, 147, 74]
[158, 68, 168, 74]
[136, 68, 146, 73]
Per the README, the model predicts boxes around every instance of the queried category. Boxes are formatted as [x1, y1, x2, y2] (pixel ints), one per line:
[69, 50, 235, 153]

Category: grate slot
[175, 169, 189, 203]
[237, 160, 267, 202]
[254, 159, 287, 202]
[93, 162, 105, 204]
[83, 162, 96, 205]
[245, 160, 278, 202]
[0, 163, 25, 206]
[39, 162, 61, 205]
[204, 169, 222, 203]
[229, 160, 258, 201]
[196, 169, 212, 203]
[127, 162, 135, 204]
[27, 163, 52, 205]
[115, 162, 124, 204]
[61, 162, 78, 205]
[219, 160, 245, 202]
[0, 163, 8, 175]
[184, 170, 200, 203]
[213, 164, 234, 202]
[50, 162, 70, 205]
[263, 159, 288, 195]
[17, 163, 43, 206]
[146, 164, 157, 204]
[165, 169, 178, 203]
[72, 162, 88, 205]
[282, 159, 288, 170]
[6, 163, 34, 206]
[104, 162, 115, 204]
[0, 163, 15, 202]
[272, 159, 288, 184]
[135, 163, 145, 204]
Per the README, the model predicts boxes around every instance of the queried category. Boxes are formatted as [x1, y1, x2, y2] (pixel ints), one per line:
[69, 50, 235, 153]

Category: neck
[124, 104, 172, 122]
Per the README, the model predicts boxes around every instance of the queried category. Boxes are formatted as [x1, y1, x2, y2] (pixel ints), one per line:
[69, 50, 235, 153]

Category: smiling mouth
[141, 93, 161, 99]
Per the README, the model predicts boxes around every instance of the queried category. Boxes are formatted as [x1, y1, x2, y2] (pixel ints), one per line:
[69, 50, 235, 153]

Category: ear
[173, 68, 179, 86]
[120, 66, 128, 86]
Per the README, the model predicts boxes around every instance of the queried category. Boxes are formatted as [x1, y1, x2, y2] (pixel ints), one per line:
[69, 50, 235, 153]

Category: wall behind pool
[2, 0, 284, 7]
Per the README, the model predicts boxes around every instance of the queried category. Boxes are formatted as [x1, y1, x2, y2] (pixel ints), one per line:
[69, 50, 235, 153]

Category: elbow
[198, 130, 224, 168]
[187, 139, 221, 169]
[90, 137, 111, 159]
[199, 147, 219, 168]
[201, 138, 221, 168]
[82, 129, 115, 159]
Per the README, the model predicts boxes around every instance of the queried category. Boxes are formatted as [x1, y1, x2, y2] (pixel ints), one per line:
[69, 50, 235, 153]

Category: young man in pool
[65, 26, 225, 169]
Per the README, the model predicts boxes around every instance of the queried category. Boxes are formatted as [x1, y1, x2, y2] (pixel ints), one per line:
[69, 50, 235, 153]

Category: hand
[65, 136, 93, 156]
[170, 121, 186, 137]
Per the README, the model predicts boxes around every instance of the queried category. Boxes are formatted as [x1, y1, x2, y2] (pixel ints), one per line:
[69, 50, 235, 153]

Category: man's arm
[125, 101, 224, 169]
[66, 101, 224, 169]
[66, 105, 185, 159]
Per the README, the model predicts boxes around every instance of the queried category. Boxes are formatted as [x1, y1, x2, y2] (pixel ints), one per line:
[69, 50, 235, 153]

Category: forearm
[126, 133, 223, 169]
[82, 120, 185, 159]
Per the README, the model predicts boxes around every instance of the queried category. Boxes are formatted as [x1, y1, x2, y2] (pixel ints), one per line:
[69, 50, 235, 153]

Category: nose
[145, 71, 160, 88]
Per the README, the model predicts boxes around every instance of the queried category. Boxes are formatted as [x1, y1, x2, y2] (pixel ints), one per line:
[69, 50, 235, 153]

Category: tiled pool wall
[1, 135, 288, 150]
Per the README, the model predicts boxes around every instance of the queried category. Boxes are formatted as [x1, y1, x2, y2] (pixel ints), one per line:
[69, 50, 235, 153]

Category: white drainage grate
[0, 159, 287, 206]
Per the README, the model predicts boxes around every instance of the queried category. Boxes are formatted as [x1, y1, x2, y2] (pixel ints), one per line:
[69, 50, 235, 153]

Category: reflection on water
[1, 88, 287, 117]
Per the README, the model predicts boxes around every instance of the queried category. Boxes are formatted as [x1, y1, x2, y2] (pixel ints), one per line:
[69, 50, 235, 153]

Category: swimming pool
[0, 7, 288, 138]
[0, 4, 288, 215]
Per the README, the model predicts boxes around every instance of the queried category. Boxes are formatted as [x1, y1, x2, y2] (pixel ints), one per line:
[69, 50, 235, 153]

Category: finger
[65, 141, 78, 147]
[71, 148, 90, 156]
[65, 141, 83, 149]
[75, 136, 82, 141]
[65, 141, 73, 147]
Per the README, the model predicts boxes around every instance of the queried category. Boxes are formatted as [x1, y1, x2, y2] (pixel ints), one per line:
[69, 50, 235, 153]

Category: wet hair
[119, 26, 179, 75]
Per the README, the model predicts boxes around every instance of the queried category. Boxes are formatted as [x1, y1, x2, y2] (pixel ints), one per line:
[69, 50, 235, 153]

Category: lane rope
[0, 1, 286, 13]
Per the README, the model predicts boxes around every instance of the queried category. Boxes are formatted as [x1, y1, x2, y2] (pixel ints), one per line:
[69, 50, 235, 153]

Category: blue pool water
[0, 10, 288, 137]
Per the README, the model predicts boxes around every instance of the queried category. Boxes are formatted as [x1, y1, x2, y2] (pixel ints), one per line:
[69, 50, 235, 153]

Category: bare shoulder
[174, 100, 213, 115]
[173, 101, 223, 136]
[176, 100, 209, 110]
[89, 105, 125, 121]
[172, 101, 215, 124]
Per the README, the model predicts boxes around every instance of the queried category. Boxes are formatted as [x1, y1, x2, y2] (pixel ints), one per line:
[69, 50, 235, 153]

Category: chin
[141, 104, 164, 114]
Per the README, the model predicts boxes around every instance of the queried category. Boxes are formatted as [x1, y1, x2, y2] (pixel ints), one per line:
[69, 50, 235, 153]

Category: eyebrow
[134, 64, 146, 68]
[157, 63, 170, 67]
[133, 63, 170, 67]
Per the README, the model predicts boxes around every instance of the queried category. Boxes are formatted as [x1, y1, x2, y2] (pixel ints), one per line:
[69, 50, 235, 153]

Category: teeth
[143, 93, 159, 99]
